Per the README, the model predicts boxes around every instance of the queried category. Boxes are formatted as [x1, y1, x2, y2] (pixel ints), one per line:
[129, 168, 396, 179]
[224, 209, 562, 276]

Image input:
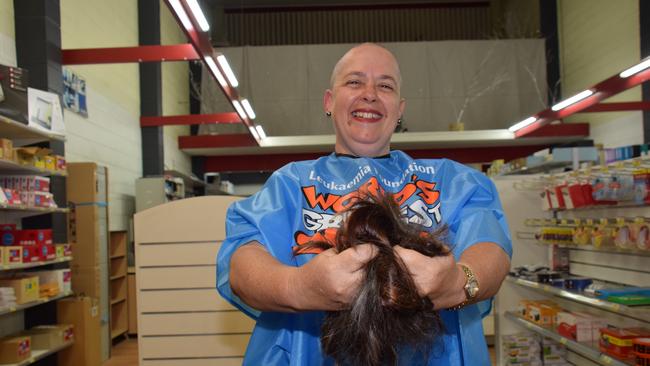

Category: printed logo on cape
[294, 174, 442, 254]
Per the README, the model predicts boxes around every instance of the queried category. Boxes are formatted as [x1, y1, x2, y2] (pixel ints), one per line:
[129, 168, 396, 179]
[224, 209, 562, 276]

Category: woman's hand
[289, 244, 378, 311]
[393, 246, 466, 310]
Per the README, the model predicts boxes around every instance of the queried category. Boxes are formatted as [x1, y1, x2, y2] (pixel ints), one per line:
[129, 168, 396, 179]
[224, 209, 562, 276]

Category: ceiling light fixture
[551, 90, 594, 111]
[248, 125, 260, 140]
[255, 125, 266, 139]
[216, 55, 239, 87]
[241, 99, 256, 119]
[232, 100, 247, 121]
[168, 0, 193, 30]
[186, 0, 210, 32]
[619, 57, 650, 78]
[204, 56, 227, 87]
[508, 116, 537, 132]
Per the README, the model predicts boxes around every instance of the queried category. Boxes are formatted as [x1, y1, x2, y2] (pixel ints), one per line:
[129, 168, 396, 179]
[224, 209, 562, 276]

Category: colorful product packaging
[599, 327, 650, 359]
[0, 335, 31, 363]
[0, 276, 39, 304]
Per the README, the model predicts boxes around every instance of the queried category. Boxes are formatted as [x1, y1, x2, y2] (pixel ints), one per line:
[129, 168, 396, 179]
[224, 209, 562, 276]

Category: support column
[540, 0, 561, 105]
[641, 0, 650, 143]
[139, 0, 164, 176]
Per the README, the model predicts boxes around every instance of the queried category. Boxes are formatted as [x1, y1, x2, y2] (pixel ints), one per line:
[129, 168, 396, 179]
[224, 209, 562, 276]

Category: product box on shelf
[68, 205, 107, 267]
[31, 269, 71, 293]
[21, 324, 74, 349]
[57, 296, 101, 366]
[22, 244, 40, 263]
[599, 327, 650, 359]
[44, 155, 56, 171]
[0, 335, 31, 363]
[38, 243, 56, 261]
[55, 243, 72, 257]
[2, 228, 53, 246]
[2, 246, 22, 264]
[0, 138, 13, 160]
[20, 191, 54, 208]
[0, 64, 29, 124]
[55, 155, 66, 171]
[1, 175, 50, 192]
[0, 275, 39, 304]
[525, 300, 561, 326]
[556, 311, 606, 342]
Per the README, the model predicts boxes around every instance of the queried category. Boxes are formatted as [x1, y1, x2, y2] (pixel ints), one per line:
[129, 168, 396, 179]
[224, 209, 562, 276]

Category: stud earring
[326, 111, 332, 117]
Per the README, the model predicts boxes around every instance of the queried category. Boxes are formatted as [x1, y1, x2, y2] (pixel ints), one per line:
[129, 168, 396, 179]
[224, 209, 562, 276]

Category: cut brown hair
[294, 193, 450, 366]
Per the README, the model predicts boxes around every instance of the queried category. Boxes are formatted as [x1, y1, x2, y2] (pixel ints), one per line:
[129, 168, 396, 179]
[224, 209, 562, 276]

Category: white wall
[61, 0, 142, 231]
[557, 0, 643, 145]
[0, 0, 16, 67]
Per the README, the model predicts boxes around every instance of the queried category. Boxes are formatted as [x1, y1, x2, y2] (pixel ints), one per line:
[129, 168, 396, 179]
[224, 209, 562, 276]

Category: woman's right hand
[289, 244, 378, 311]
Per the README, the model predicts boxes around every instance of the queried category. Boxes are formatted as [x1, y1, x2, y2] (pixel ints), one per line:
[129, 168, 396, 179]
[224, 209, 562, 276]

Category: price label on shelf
[9, 306, 16, 312]
[559, 337, 567, 345]
[543, 285, 551, 292]
[600, 355, 613, 365]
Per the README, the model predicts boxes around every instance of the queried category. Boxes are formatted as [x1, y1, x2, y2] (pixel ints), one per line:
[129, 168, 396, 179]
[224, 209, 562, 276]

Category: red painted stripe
[140, 113, 241, 127]
[519, 122, 589, 138]
[62, 44, 199, 64]
[223, 2, 489, 14]
[202, 145, 552, 172]
[179, 134, 258, 148]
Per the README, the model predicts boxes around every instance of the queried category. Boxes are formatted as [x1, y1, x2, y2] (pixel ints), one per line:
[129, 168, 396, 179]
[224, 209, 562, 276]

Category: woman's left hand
[393, 246, 466, 310]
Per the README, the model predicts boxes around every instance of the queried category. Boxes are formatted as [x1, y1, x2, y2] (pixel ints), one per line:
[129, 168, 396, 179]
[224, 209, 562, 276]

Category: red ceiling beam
[515, 65, 650, 138]
[582, 101, 650, 112]
[520, 122, 589, 138]
[62, 44, 199, 65]
[203, 145, 553, 172]
[141, 112, 241, 127]
[163, 0, 260, 144]
[179, 134, 258, 149]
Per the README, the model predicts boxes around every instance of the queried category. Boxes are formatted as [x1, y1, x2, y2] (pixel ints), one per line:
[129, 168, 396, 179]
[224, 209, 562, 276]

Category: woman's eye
[346, 80, 360, 86]
[380, 84, 394, 90]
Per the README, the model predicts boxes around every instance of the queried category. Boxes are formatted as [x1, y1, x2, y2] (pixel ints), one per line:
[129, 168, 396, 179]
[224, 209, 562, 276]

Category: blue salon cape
[217, 151, 512, 365]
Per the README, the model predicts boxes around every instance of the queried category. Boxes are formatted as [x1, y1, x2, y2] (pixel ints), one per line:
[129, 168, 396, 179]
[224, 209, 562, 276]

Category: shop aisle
[103, 339, 138, 366]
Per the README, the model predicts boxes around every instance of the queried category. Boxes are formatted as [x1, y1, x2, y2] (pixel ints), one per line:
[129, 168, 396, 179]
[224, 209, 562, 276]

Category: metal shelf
[1, 256, 72, 271]
[0, 115, 65, 146]
[502, 161, 572, 176]
[0, 290, 73, 317]
[0, 203, 68, 214]
[532, 241, 650, 257]
[0, 158, 66, 176]
[506, 276, 650, 324]
[3, 340, 74, 366]
[504, 311, 632, 366]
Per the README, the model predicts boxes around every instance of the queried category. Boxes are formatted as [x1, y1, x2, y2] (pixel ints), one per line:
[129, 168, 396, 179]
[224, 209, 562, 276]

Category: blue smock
[217, 151, 512, 365]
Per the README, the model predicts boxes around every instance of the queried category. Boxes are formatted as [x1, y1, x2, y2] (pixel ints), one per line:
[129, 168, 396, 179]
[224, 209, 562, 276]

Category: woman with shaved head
[218, 43, 512, 365]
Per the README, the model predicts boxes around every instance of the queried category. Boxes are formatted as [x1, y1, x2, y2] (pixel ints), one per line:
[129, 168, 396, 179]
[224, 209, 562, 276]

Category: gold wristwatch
[449, 263, 479, 310]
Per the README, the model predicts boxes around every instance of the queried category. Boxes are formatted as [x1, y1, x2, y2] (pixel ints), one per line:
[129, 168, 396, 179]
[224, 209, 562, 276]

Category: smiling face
[324, 44, 406, 157]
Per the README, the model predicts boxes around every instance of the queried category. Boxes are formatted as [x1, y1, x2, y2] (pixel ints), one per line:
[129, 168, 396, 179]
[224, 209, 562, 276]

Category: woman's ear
[323, 89, 334, 115]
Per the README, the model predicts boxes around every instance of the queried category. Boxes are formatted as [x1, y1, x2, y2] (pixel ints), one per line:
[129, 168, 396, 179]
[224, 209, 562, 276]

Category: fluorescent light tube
[248, 125, 260, 140]
[619, 58, 650, 78]
[232, 100, 247, 120]
[241, 99, 256, 119]
[551, 90, 594, 111]
[255, 125, 266, 139]
[508, 116, 537, 132]
[204, 56, 227, 87]
[186, 0, 210, 31]
[217, 55, 239, 87]
[168, 0, 193, 30]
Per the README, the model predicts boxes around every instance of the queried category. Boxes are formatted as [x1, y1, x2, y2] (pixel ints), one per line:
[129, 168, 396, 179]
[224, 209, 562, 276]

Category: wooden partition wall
[134, 196, 254, 365]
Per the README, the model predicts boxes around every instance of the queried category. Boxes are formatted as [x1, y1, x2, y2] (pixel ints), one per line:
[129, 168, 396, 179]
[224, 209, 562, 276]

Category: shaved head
[329, 43, 402, 90]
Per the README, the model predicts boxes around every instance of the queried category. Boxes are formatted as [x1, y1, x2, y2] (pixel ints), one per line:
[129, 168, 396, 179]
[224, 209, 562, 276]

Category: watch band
[448, 263, 478, 310]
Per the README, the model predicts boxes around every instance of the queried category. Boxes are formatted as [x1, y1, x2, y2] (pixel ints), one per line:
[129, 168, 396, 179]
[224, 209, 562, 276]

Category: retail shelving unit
[504, 312, 631, 366]
[109, 231, 128, 340]
[494, 167, 650, 366]
[1, 340, 74, 366]
[0, 115, 72, 363]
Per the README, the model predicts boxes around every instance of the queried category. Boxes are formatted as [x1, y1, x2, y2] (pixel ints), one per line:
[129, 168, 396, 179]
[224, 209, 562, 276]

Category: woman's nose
[362, 85, 377, 102]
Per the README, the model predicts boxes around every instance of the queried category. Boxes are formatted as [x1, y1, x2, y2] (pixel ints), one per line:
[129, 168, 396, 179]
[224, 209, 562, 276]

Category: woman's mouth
[351, 110, 383, 122]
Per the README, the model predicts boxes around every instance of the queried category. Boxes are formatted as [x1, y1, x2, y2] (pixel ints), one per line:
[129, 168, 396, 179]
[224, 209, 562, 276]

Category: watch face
[467, 282, 479, 298]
